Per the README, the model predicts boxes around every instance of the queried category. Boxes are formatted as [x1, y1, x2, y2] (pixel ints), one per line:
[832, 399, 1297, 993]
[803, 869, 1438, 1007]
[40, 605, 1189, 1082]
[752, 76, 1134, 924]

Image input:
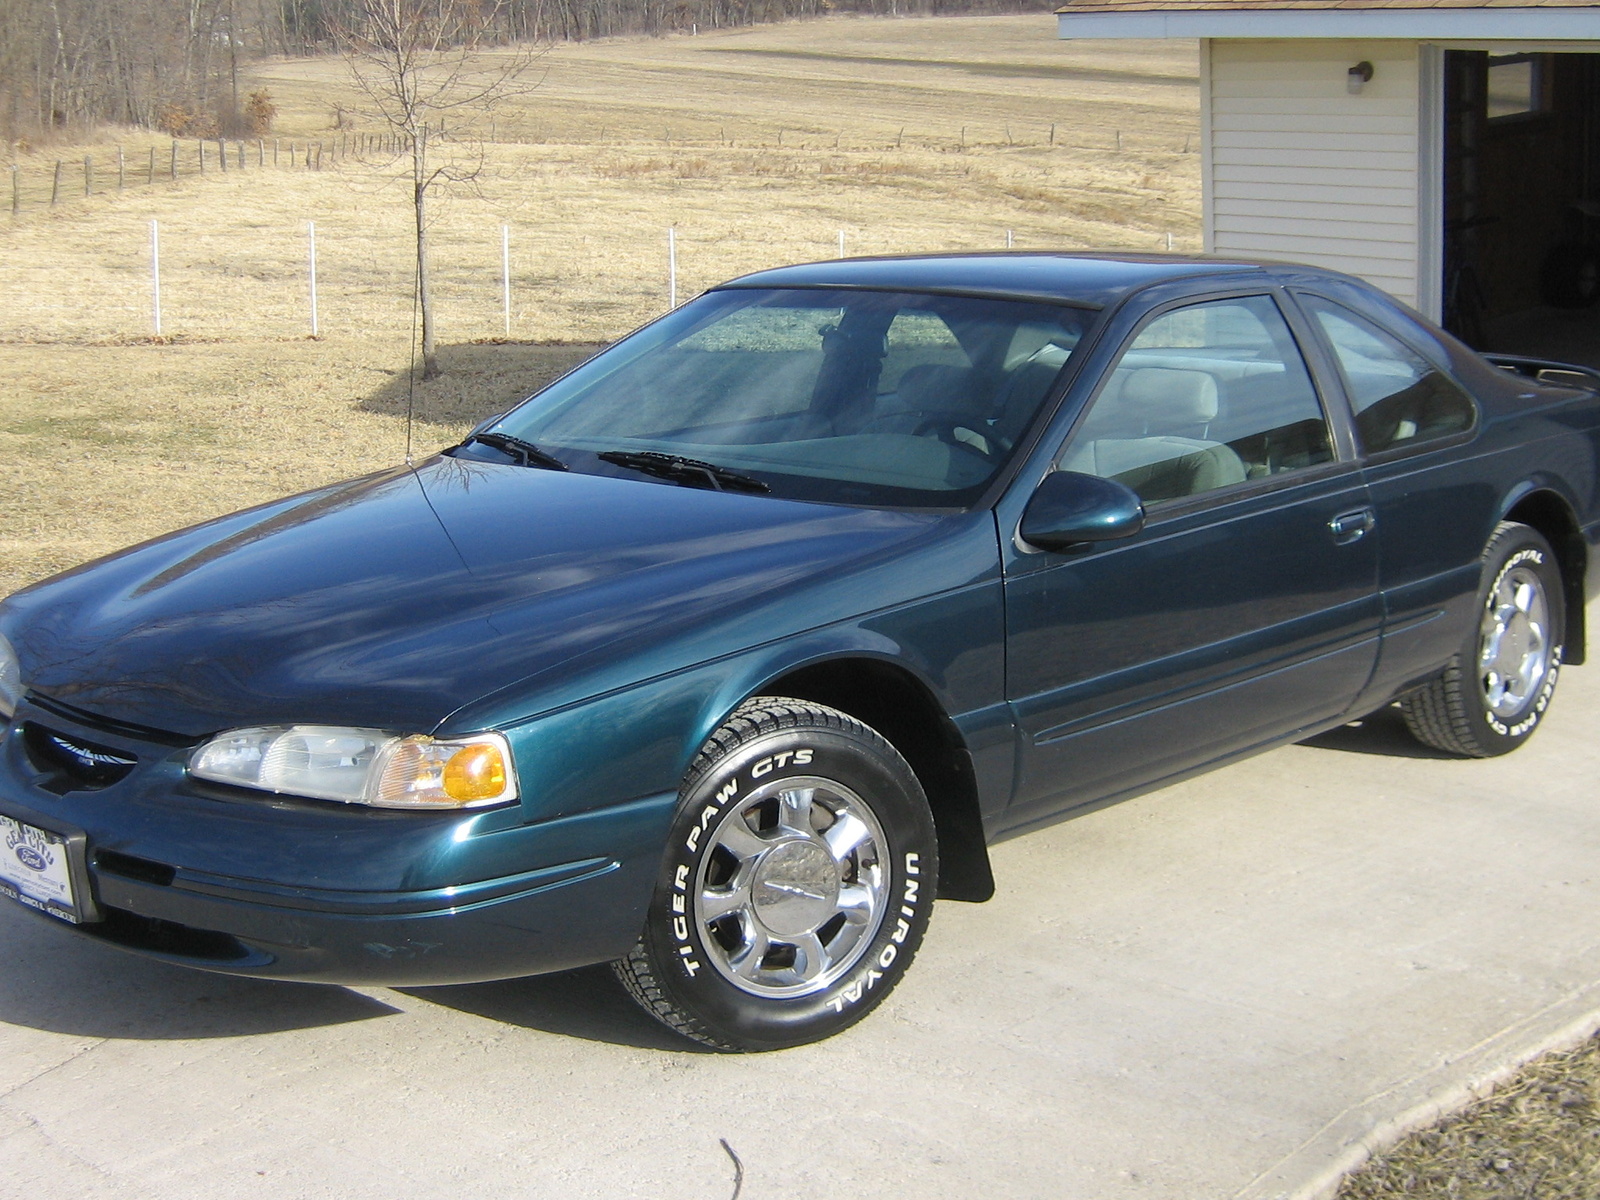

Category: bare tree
[335, 0, 537, 379]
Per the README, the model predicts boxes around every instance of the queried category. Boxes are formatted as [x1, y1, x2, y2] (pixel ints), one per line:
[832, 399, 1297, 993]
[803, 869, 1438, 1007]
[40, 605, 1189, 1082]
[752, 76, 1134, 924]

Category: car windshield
[462, 287, 1095, 508]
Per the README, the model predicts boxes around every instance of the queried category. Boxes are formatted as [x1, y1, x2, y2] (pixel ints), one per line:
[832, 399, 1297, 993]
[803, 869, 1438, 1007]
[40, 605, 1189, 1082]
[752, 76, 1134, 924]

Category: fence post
[501, 224, 511, 337]
[148, 145, 155, 185]
[118, 145, 124, 189]
[668, 227, 677, 310]
[1006, 229, 1014, 249]
[150, 219, 162, 337]
[237, 141, 244, 170]
[10, 165, 18, 216]
[307, 221, 319, 337]
[218, 137, 227, 173]
[273, 138, 279, 166]
[83, 155, 91, 196]
[50, 160, 61, 204]
[258, 139, 264, 167]
[1049, 123, 1055, 146]
[198, 140, 205, 173]
[170, 141, 178, 181]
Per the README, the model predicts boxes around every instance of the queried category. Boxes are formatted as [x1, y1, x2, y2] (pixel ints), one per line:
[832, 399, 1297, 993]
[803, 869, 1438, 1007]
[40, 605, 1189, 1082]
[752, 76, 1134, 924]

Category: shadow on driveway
[1299, 704, 1462, 760]
[0, 908, 399, 1039]
[402, 964, 713, 1054]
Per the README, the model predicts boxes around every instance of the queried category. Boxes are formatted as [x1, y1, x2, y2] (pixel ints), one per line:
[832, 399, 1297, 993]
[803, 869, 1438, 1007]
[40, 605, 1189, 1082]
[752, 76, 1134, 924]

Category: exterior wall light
[1347, 61, 1375, 94]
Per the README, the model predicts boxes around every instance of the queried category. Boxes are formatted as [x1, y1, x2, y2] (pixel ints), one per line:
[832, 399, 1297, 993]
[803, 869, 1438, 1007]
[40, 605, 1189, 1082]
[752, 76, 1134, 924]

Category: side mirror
[1019, 471, 1145, 552]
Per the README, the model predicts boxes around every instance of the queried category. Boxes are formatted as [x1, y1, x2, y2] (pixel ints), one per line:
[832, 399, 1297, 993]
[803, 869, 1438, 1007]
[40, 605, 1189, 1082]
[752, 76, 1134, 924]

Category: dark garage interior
[1444, 49, 1600, 367]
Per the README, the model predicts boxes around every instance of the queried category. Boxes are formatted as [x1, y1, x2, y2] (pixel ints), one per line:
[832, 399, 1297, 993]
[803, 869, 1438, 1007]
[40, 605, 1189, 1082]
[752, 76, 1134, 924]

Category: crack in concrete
[0, 1037, 110, 1103]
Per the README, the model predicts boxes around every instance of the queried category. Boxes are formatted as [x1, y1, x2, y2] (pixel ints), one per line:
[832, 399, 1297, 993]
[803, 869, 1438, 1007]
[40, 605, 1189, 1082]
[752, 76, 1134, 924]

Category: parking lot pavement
[3, 642, 1600, 1200]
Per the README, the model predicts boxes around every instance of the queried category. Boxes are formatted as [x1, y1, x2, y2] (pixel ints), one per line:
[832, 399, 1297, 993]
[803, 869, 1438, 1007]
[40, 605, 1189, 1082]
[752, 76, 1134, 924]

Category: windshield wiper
[458, 432, 568, 471]
[597, 450, 770, 494]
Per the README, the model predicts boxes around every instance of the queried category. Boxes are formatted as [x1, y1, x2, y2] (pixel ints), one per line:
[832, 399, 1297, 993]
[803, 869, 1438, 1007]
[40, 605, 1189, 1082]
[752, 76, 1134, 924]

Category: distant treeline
[0, 0, 1055, 145]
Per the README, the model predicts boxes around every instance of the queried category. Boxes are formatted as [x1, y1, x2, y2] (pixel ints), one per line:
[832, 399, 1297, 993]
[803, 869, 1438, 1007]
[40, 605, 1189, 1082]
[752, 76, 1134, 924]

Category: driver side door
[1002, 291, 1382, 829]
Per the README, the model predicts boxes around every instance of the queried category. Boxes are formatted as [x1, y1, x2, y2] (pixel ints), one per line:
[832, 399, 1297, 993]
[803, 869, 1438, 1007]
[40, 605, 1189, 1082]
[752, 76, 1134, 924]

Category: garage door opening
[1443, 49, 1600, 366]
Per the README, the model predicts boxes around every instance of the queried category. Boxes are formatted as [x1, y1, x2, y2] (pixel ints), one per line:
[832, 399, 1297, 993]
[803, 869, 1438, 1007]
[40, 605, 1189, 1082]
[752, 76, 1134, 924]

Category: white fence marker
[501, 224, 511, 337]
[308, 221, 320, 337]
[1006, 229, 1014, 249]
[668, 226, 678, 309]
[150, 219, 162, 336]
[1166, 231, 1174, 252]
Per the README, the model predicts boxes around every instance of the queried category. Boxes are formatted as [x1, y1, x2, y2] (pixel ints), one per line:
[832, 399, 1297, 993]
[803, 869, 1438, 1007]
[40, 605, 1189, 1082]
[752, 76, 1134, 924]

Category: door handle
[1329, 507, 1375, 544]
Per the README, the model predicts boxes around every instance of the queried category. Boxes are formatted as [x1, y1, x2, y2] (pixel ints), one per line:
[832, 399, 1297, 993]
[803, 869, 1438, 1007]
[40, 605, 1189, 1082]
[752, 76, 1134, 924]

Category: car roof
[714, 251, 1273, 309]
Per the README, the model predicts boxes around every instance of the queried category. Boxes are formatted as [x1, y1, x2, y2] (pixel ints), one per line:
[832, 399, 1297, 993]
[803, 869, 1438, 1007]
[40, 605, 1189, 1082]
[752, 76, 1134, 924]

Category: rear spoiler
[1484, 354, 1600, 395]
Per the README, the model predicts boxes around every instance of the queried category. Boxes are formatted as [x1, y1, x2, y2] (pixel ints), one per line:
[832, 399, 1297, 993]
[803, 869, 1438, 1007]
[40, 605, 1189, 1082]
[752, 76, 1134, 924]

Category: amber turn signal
[443, 742, 509, 802]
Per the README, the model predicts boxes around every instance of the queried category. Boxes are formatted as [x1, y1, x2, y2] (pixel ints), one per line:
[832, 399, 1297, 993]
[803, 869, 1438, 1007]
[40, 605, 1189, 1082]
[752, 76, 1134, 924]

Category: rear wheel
[1401, 522, 1564, 756]
[614, 697, 938, 1051]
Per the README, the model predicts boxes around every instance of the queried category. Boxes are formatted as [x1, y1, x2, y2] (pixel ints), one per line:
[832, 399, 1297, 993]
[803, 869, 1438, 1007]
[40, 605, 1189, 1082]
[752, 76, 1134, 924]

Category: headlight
[0, 634, 21, 720]
[189, 725, 518, 809]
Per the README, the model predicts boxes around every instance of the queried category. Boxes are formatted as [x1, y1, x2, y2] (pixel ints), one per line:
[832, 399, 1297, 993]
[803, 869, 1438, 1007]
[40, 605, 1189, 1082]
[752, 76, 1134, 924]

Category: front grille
[21, 722, 138, 790]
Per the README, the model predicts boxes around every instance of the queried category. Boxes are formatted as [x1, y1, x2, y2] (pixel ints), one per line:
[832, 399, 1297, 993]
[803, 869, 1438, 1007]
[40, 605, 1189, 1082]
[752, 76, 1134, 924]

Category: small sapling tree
[335, 0, 535, 379]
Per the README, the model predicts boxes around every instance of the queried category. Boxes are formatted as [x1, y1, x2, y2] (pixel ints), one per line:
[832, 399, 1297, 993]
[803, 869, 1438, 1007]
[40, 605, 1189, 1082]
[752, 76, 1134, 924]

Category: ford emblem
[14, 845, 48, 872]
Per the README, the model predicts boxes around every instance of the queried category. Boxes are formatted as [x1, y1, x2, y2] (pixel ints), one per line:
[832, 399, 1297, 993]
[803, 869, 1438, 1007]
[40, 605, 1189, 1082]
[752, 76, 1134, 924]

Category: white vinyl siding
[1206, 40, 1422, 306]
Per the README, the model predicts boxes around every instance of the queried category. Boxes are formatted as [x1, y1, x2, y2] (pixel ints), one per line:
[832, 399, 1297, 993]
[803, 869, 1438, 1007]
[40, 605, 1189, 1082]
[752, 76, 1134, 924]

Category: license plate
[0, 815, 82, 924]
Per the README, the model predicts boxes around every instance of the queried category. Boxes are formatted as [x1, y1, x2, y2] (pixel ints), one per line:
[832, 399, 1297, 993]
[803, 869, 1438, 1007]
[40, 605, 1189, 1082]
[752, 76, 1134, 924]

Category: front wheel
[614, 697, 938, 1051]
[1401, 522, 1565, 757]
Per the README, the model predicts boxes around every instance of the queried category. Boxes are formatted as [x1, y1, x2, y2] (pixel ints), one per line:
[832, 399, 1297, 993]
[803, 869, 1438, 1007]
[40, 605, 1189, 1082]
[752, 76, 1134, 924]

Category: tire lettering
[1480, 547, 1556, 739]
[827, 848, 926, 1012]
[672, 777, 742, 977]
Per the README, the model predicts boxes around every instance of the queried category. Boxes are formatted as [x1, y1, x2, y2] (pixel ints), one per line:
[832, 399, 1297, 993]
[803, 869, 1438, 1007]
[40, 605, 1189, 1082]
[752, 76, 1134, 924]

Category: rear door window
[1300, 296, 1477, 455]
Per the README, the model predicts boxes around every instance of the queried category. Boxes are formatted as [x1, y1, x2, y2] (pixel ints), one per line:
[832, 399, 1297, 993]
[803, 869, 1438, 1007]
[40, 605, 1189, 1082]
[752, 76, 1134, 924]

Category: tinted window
[484, 288, 1093, 508]
[1303, 297, 1476, 455]
[1060, 295, 1333, 505]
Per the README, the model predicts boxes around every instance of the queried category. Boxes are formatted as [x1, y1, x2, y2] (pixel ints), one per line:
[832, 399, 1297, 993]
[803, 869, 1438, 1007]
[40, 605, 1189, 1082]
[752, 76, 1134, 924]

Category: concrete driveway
[4, 637, 1600, 1200]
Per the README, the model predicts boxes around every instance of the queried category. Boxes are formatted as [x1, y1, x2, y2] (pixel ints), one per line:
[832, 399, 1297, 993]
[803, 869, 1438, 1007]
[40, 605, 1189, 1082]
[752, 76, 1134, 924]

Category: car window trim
[1287, 289, 1482, 463]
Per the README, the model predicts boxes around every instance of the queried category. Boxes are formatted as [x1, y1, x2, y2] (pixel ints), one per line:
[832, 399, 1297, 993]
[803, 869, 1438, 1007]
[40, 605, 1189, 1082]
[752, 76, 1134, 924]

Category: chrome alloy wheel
[694, 776, 890, 998]
[1478, 563, 1552, 718]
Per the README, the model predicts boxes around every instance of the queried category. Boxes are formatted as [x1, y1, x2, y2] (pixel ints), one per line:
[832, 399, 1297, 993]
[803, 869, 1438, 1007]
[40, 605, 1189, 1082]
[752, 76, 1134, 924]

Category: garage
[1056, 0, 1600, 368]
[1445, 49, 1600, 363]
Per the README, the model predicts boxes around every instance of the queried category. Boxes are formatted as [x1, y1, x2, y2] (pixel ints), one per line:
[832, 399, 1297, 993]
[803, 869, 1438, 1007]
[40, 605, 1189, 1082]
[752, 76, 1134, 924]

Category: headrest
[1119, 367, 1219, 425]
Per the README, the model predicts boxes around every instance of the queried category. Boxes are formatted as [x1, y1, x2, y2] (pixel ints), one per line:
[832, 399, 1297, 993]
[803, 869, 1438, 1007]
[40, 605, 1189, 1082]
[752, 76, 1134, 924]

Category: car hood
[2, 458, 992, 739]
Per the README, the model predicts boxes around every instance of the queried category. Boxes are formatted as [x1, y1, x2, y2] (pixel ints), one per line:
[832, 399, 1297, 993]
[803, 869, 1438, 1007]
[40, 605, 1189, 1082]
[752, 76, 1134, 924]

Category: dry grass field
[0, 13, 1199, 594]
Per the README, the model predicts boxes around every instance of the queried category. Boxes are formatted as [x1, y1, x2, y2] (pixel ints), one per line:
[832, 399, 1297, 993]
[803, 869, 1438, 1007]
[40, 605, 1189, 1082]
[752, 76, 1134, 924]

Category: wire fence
[6, 121, 1194, 217]
[1, 217, 1198, 347]
[1, 124, 1198, 345]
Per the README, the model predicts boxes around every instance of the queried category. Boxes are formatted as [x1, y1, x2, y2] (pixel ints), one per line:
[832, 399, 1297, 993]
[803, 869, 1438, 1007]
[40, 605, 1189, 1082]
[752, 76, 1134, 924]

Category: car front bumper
[0, 700, 674, 985]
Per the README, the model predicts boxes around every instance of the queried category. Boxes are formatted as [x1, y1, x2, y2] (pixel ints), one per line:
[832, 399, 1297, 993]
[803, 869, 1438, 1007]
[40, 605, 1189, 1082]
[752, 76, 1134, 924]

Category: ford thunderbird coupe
[2, 253, 1598, 1050]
